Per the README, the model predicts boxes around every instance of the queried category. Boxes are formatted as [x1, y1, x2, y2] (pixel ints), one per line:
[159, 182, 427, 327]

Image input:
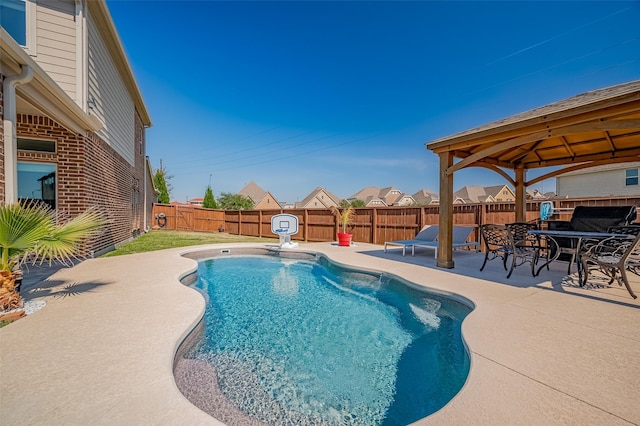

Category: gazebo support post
[515, 168, 526, 222]
[437, 152, 454, 268]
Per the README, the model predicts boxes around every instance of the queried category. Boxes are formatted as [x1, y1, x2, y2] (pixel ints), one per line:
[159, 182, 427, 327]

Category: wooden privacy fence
[152, 195, 640, 245]
[152, 204, 225, 232]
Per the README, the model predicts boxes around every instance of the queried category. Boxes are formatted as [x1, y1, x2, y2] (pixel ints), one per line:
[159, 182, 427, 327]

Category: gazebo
[426, 80, 640, 268]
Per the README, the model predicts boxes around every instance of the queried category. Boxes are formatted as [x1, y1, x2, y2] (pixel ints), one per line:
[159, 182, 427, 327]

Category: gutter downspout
[3, 65, 34, 203]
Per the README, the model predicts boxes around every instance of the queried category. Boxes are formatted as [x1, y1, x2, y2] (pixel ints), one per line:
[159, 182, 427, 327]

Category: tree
[218, 193, 255, 210]
[153, 166, 171, 204]
[0, 202, 104, 311]
[340, 199, 365, 208]
[202, 185, 218, 209]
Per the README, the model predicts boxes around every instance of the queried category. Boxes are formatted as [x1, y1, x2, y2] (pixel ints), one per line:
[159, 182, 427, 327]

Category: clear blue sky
[107, 0, 640, 204]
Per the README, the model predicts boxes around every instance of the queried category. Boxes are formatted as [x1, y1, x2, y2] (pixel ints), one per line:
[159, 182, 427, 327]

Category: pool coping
[1, 242, 638, 425]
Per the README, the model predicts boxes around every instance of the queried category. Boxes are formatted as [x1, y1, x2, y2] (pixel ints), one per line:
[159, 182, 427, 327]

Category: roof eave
[1, 30, 104, 133]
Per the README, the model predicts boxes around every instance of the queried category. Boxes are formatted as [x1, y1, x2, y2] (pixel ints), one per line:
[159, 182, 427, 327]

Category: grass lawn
[102, 230, 278, 257]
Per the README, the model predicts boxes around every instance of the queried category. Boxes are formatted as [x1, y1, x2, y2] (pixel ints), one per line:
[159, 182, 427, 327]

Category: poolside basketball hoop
[271, 214, 299, 249]
[539, 201, 574, 221]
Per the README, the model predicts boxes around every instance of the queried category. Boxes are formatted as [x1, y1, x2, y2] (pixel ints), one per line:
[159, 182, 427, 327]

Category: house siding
[16, 112, 146, 255]
[87, 12, 135, 165]
[557, 166, 640, 197]
[34, 0, 77, 101]
[254, 194, 279, 210]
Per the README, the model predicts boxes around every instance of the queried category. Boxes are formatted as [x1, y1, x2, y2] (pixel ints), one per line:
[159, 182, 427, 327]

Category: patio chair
[479, 224, 511, 273]
[384, 225, 439, 256]
[579, 225, 640, 275]
[580, 233, 640, 299]
[505, 222, 543, 279]
[546, 205, 637, 272]
[608, 225, 640, 275]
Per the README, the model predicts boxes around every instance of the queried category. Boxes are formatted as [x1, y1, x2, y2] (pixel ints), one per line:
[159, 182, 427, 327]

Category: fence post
[258, 210, 263, 238]
[304, 209, 309, 242]
[371, 208, 377, 244]
[239, 210, 242, 236]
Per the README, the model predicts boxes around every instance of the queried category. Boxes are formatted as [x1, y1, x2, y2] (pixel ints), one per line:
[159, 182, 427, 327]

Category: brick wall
[16, 112, 146, 255]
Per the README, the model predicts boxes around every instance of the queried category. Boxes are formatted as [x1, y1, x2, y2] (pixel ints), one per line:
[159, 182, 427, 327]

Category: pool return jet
[271, 214, 299, 249]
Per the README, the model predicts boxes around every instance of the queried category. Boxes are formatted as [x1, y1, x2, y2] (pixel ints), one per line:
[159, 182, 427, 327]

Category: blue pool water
[177, 252, 471, 426]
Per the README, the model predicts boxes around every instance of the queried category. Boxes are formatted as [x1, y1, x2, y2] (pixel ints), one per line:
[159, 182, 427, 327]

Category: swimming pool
[176, 248, 472, 426]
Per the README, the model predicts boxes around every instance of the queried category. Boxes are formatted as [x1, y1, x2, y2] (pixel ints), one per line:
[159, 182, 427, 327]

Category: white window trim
[625, 168, 639, 186]
[24, 0, 37, 55]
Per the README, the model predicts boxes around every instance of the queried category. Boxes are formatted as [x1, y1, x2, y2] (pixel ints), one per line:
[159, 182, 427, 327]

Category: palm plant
[0, 202, 104, 311]
[332, 205, 356, 234]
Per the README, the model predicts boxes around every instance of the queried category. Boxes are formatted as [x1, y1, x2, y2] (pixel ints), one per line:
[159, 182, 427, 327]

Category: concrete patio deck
[1, 242, 638, 425]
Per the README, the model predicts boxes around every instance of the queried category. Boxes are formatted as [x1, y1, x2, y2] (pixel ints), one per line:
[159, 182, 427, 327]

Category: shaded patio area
[426, 80, 640, 269]
[1, 242, 638, 425]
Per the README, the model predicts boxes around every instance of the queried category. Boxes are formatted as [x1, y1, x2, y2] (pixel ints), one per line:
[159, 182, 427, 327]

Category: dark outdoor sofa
[546, 205, 638, 263]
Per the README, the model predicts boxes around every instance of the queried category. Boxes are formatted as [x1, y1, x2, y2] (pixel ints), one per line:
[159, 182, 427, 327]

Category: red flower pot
[337, 232, 353, 247]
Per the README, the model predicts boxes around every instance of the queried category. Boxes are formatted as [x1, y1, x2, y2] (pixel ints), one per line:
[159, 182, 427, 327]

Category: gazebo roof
[426, 80, 640, 182]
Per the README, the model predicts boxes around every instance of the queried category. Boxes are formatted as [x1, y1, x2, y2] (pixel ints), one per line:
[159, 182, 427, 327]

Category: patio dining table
[528, 229, 633, 281]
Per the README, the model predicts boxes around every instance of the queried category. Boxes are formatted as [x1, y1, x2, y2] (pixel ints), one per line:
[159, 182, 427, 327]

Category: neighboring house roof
[238, 181, 267, 202]
[484, 185, 514, 200]
[348, 186, 381, 201]
[379, 187, 403, 204]
[453, 186, 486, 203]
[188, 198, 204, 205]
[349, 186, 411, 206]
[295, 187, 341, 208]
[453, 185, 514, 203]
[526, 189, 547, 199]
[393, 194, 416, 206]
[412, 189, 439, 204]
[237, 181, 280, 206]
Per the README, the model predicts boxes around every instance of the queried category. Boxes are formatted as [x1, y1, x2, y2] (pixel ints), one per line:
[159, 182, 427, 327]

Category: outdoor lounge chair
[385, 225, 478, 258]
[384, 225, 439, 256]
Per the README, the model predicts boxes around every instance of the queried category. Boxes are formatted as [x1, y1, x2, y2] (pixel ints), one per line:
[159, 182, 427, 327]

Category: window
[0, 0, 26, 45]
[626, 168, 639, 186]
[18, 162, 56, 209]
[17, 138, 56, 153]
